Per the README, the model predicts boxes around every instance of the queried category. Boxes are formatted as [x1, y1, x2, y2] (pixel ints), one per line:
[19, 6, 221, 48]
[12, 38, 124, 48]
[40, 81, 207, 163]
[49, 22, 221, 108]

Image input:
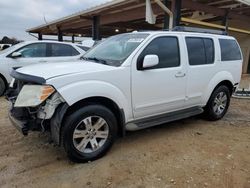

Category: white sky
[0, 0, 109, 40]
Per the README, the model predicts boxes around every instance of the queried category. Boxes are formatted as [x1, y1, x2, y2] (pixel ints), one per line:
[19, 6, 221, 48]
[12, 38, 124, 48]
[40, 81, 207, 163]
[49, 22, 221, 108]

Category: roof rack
[170, 26, 228, 35]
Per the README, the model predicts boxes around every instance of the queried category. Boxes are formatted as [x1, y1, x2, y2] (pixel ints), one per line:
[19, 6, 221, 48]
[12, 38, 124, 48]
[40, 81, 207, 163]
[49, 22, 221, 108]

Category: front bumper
[8, 112, 29, 136]
[6, 76, 45, 136]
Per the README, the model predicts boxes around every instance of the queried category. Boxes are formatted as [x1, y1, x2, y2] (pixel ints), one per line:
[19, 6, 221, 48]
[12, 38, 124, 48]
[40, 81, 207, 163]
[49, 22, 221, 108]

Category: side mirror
[11, 52, 22, 58]
[142, 55, 159, 69]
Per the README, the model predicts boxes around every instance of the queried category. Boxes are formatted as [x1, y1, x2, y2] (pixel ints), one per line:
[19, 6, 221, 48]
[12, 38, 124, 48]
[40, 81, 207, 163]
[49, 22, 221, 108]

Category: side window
[219, 39, 242, 61]
[15, 43, 46, 58]
[138, 36, 180, 69]
[204, 38, 214, 64]
[50, 43, 80, 57]
[186, 37, 214, 65]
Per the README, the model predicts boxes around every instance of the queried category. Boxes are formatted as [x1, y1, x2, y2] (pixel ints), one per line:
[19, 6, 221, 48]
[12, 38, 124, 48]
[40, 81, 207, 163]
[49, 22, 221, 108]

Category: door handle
[175, 72, 186, 78]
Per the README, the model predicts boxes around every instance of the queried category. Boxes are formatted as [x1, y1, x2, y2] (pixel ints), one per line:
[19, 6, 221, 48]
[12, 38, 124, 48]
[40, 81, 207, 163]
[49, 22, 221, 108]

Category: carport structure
[27, 0, 250, 74]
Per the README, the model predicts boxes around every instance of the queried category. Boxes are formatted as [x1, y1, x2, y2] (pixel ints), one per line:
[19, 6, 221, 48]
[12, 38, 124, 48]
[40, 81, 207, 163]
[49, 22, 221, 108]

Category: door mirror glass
[11, 52, 22, 58]
[142, 55, 159, 69]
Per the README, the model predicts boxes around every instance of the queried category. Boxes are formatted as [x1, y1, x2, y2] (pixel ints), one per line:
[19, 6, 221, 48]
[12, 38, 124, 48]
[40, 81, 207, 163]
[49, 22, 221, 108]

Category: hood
[15, 61, 116, 80]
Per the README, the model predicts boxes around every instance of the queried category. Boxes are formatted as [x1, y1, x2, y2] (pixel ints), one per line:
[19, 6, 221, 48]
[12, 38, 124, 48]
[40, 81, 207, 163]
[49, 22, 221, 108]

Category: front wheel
[62, 104, 118, 163]
[204, 85, 231, 121]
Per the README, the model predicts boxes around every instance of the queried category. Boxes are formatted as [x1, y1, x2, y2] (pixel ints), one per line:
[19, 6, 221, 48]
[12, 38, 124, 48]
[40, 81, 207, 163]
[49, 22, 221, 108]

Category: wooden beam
[105, 22, 161, 30]
[182, 0, 250, 21]
[181, 17, 250, 35]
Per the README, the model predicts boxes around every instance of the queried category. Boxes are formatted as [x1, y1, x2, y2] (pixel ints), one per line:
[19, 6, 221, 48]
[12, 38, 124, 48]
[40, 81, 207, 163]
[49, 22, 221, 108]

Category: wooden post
[92, 16, 101, 41]
[172, 0, 182, 28]
[38, 33, 43, 40]
[222, 10, 229, 33]
[57, 27, 63, 41]
[163, 0, 169, 29]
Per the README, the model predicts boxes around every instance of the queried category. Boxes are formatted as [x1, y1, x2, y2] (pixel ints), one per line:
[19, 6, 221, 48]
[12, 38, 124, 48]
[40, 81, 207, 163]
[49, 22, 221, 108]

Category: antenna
[43, 13, 48, 24]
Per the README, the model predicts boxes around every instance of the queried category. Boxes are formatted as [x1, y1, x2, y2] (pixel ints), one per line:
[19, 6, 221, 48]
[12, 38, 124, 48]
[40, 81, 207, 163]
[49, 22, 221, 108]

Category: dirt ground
[1, 79, 250, 188]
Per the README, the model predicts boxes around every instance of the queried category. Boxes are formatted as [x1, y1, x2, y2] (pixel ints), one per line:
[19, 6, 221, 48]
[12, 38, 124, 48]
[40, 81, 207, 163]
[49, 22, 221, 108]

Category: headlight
[14, 85, 55, 107]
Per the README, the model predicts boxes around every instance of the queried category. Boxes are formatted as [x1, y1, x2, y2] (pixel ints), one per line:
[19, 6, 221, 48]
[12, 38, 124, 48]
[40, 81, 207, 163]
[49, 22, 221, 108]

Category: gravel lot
[1, 83, 250, 187]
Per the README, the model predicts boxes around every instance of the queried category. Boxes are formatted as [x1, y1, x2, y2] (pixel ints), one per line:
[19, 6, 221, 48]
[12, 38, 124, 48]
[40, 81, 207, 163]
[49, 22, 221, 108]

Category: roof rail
[170, 26, 227, 35]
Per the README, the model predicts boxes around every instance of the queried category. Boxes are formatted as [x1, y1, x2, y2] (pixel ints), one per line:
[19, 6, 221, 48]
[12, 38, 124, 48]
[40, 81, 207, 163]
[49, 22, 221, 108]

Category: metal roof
[27, 0, 250, 37]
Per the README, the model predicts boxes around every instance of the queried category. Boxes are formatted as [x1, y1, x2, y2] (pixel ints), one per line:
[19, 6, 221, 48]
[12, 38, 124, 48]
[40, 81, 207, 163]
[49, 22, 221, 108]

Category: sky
[0, 0, 109, 40]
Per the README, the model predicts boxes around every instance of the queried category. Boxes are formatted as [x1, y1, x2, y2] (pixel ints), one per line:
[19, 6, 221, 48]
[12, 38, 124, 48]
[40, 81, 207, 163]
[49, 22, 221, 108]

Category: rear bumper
[8, 112, 29, 136]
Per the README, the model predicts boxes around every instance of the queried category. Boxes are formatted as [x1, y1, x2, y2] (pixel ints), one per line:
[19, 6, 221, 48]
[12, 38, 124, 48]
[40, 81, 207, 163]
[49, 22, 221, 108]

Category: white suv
[0, 41, 86, 95]
[6, 29, 242, 162]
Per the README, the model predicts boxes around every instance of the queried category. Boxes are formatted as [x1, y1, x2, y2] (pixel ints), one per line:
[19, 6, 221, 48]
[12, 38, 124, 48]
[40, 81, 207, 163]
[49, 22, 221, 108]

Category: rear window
[219, 39, 242, 61]
[50, 43, 80, 57]
[186, 37, 214, 65]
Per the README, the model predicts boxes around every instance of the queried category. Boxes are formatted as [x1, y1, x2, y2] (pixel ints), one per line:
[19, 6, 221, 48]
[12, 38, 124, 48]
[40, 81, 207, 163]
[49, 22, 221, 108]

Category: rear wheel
[204, 85, 231, 121]
[0, 77, 6, 96]
[62, 104, 118, 163]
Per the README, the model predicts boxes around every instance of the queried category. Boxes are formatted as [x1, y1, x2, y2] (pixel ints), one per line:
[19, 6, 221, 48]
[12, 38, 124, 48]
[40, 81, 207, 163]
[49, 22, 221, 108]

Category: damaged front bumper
[8, 104, 43, 136]
[8, 111, 29, 136]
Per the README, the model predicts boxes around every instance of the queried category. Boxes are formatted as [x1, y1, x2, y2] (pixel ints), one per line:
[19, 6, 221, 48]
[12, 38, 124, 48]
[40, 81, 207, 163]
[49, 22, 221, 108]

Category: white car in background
[0, 44, 12, 51]
[0, 41, 86, 95]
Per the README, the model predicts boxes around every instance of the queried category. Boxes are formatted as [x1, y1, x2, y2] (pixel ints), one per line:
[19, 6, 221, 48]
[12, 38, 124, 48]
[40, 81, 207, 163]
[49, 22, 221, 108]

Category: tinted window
[50, 43, 80, 57]
[204, 39, 214, 64]
[138, 37, 180, 69]
[15, 43, 46, 58]
[219, 39, 242, 61]
[186, 37, 214, 65]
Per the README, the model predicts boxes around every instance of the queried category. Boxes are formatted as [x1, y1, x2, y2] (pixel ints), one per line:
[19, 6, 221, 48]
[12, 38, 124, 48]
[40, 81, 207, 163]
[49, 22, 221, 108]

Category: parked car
[0, 44, 12, 51]
[81, 39, 104, 48]
[7, 29, 242, 162]
[0, 41, 86, 95]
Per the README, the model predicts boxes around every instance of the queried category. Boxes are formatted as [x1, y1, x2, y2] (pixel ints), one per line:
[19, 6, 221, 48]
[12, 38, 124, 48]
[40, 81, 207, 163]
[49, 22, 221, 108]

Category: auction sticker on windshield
[128, 38, 145, 43]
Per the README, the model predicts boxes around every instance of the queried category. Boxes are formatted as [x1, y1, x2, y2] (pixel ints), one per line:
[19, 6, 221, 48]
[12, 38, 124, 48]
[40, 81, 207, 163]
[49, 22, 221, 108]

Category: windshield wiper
[82, 57, 108, 65]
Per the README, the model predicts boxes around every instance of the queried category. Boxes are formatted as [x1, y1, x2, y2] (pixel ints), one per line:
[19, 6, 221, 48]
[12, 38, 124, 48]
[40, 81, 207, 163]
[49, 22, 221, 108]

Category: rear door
[46, 43, 81, 62]
[184, 36, 217, 107]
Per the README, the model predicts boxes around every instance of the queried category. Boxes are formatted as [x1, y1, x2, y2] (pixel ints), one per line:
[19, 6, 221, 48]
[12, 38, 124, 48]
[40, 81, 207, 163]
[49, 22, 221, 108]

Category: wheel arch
[202, 71, 234, 105]
[64, 96, 126, 136]
[51, 96, 126, 146]
[214, 80, 234, 95]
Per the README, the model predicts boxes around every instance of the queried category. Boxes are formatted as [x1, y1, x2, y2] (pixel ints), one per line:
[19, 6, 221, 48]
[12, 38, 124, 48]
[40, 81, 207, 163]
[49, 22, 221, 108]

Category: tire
[204, 85, 231, 121]
[62, 104, 118, 163]
[0, 77, 6, 96]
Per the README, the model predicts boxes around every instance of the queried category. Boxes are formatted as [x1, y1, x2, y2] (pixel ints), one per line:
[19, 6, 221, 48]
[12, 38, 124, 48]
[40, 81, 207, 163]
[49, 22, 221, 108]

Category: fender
[55, 80, 131, 121]
[202, 71, 234, 105]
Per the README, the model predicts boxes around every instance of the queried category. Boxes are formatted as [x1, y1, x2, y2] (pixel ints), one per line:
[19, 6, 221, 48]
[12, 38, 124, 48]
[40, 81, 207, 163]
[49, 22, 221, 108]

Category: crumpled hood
[15, 61, 116, 80]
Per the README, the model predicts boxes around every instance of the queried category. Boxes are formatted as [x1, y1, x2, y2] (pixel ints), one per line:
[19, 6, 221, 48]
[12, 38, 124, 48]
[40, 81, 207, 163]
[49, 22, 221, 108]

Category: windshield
[83, 33, 149, 67]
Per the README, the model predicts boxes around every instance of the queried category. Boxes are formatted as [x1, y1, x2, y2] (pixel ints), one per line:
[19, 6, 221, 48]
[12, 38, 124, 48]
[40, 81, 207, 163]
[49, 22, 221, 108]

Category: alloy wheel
[73, 116, 109, 154]
[213, 91, 228, 115]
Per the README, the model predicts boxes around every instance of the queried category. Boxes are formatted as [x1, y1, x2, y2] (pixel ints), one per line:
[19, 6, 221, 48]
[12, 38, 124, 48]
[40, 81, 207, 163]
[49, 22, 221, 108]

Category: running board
[126, 107, 204, 131]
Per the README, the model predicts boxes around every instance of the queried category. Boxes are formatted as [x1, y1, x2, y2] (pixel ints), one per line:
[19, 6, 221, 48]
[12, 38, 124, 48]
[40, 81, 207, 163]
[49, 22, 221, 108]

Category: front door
[9, 43, 48, 70]
[131, 35, 187, 119]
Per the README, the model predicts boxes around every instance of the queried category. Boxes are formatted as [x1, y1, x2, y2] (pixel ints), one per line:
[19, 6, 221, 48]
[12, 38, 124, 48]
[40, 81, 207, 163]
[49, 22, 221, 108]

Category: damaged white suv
[6, 29, 242, 162]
